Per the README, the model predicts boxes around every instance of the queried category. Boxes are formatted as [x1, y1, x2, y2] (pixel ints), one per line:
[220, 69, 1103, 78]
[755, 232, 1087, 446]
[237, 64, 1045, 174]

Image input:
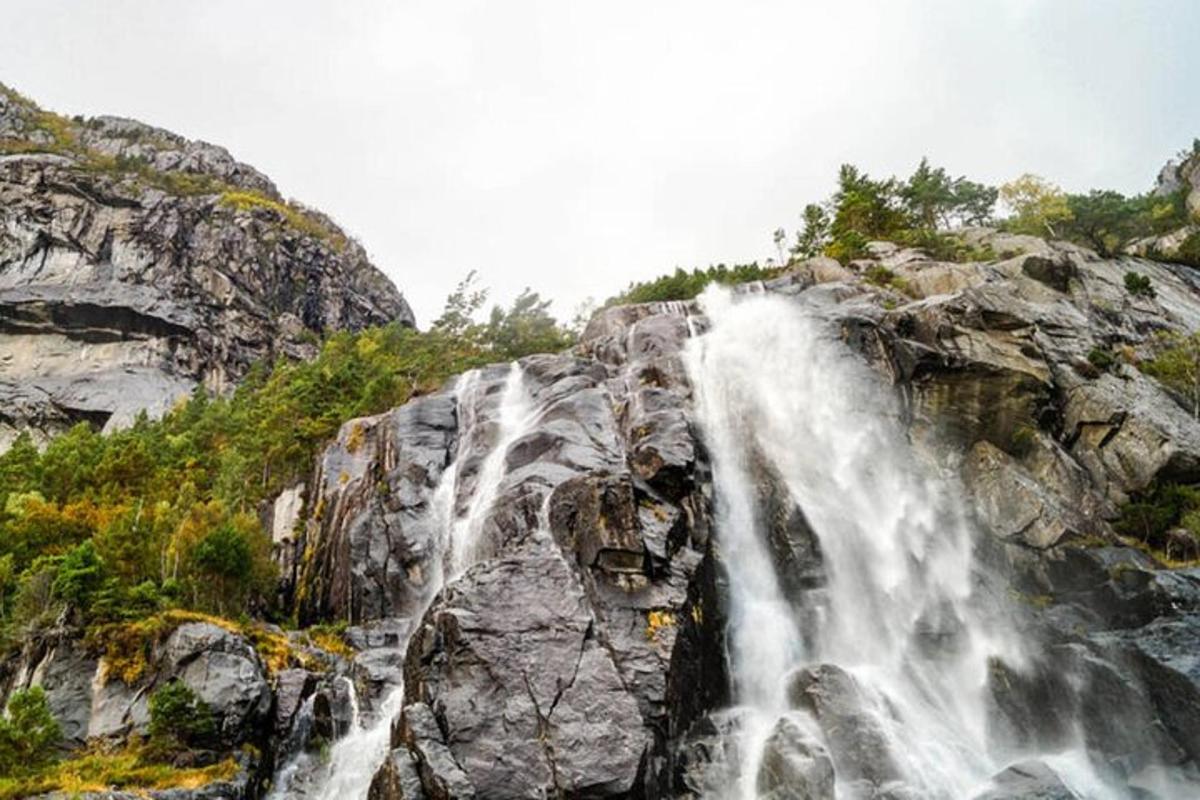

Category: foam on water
[268, 364, 532, 799]
[684, 286, 1120, 799]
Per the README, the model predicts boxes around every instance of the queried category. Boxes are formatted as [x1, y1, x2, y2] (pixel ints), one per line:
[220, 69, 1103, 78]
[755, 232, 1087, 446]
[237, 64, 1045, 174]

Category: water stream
[268, 363, 532, 799]
[684, 286, 1116, 799]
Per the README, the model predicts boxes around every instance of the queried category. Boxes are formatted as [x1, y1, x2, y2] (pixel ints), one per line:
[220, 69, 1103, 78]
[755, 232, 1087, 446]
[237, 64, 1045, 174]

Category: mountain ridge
[0, 82, 414, 448]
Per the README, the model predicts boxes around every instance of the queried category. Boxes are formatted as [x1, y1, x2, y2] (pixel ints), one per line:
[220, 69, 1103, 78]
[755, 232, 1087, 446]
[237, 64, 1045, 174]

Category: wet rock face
[0, 89, 413, 449]
[972, 760, 1082, 800]
[400, 319, 722, 797]
[786, 665, 902, 789]
[756, 713, 835, 800]
[293, 240, 1200, 798]
[820, 234, 1200, 538]
[292, 393, 458, 625]
[403, 552, 648, 798]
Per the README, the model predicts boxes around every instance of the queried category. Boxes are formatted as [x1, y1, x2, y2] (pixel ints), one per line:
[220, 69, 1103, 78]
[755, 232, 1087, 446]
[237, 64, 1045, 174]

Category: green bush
[1115, 483, 1200, 557]
[0, 275, 577, 636]
[147, 681, 217, 753]
[1141, 331, 1200, 418]
[1124, 271, 1155, 298]
[0, 687, 61, 775]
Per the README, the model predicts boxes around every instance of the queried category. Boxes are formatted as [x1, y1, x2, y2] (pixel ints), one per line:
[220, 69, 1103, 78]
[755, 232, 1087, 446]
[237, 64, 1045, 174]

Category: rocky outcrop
[772, 233, 1200, 794]
[1129, 146, 1200, 264]
[0, 84, 413, 448]
[266, 230, 1200, 798]
[268, 298, 727, 798]
[291, 392, 458, 626]
[0, 621, 272, 747]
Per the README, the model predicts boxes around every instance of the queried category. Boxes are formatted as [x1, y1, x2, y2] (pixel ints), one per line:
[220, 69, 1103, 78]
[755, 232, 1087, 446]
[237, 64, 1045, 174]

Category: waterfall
[269, 363, 533, 799]
[684, 286, 1116, 799]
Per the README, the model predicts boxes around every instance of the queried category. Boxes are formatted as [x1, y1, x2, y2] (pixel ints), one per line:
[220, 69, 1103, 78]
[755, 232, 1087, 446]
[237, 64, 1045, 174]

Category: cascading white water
[684, 286, 1116, 799]
[269, 363, 532, 800]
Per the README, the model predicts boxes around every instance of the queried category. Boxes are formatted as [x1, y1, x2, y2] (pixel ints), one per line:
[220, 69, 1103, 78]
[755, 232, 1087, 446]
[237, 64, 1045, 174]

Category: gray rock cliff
[0, 84, 414, 448]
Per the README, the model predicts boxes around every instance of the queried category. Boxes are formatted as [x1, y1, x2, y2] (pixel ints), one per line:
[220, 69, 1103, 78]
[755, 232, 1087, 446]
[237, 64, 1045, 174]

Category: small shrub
[862, 265, 914, 297]
[1176, 230, 1200, 268]
[605, 262, 782, 306]
[1087, 347, 1117, 372]
[1141, 331, 1200, 418]
[1124, 271, 1155, 298]
[148, 681, 217, 753]
[1115, 482, 1200, 565]
[645, 610, 676, 641]
[864, 265, 897, 286]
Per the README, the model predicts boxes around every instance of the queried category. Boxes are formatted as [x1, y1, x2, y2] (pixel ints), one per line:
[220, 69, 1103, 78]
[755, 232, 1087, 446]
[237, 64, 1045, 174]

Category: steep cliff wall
[284, 231, 1200, 798]
[0, 85, 414, 448]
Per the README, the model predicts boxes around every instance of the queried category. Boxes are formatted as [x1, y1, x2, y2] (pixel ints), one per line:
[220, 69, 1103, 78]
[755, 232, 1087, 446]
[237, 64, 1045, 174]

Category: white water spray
[269, 363, 533, 799]
[685, 287, 1114, 799]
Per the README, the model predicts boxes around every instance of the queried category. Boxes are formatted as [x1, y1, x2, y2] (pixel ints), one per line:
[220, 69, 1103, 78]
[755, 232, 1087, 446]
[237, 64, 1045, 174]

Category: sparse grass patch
[0, 744, 238, 800]
[863, 265, 914, 296]
[1087, 347, 1117, 372]
[306, 621, 354, 660]
[219, 190, 348, 251]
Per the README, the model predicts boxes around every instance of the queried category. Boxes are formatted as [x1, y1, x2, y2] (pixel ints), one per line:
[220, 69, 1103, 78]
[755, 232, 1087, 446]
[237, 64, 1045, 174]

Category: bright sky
[4, 1, 1199, 324]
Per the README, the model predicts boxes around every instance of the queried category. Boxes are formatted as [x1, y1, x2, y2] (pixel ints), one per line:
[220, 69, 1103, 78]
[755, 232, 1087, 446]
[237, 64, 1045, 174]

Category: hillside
[0, 84, 414, 449]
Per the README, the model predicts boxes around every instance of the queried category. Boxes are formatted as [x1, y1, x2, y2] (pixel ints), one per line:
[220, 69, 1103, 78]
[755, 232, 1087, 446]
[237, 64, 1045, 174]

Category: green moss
[219, 191, 348, 251]
[1176, 230, 1200, 268]
[1006, 424, 1038, 458]
[1087, 347, 1117, 372]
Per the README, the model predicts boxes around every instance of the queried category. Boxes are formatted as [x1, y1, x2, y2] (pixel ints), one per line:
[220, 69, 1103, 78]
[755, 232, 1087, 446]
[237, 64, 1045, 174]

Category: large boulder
[972, 760, 1081, 800]
[159, 622, 273, 744]
[401, 551, 649, 798]
[756, 713, 835, 800]
[786, 664, 902, 788]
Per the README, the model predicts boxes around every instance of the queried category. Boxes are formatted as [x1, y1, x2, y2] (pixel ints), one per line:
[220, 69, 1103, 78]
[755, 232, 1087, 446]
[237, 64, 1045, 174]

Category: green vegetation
[605, 263, 783, 306]
[218, 190, 348, 250]
[998, 174, 1074, 238]
[789, 158, 999, 265]
[0, 687, 60, 775]
[1087, 347, 1117, 372]
[1174, 229, 1200, 269]
[0, 745, 238, 800]
[998, 173, 1193, 260]
[0, 280, 574, 644]
[1124, 271, 1156, 298]
[862, 265, 912, 296]
[1142, 331, 1200, 418]
[1115, 483, 1200, 564]
[147, 682, 217, 756]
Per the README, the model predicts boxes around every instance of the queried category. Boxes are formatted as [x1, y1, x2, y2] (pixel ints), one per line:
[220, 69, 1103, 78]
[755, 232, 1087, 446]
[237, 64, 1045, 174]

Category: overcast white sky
[4, 1, 1199, 324]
